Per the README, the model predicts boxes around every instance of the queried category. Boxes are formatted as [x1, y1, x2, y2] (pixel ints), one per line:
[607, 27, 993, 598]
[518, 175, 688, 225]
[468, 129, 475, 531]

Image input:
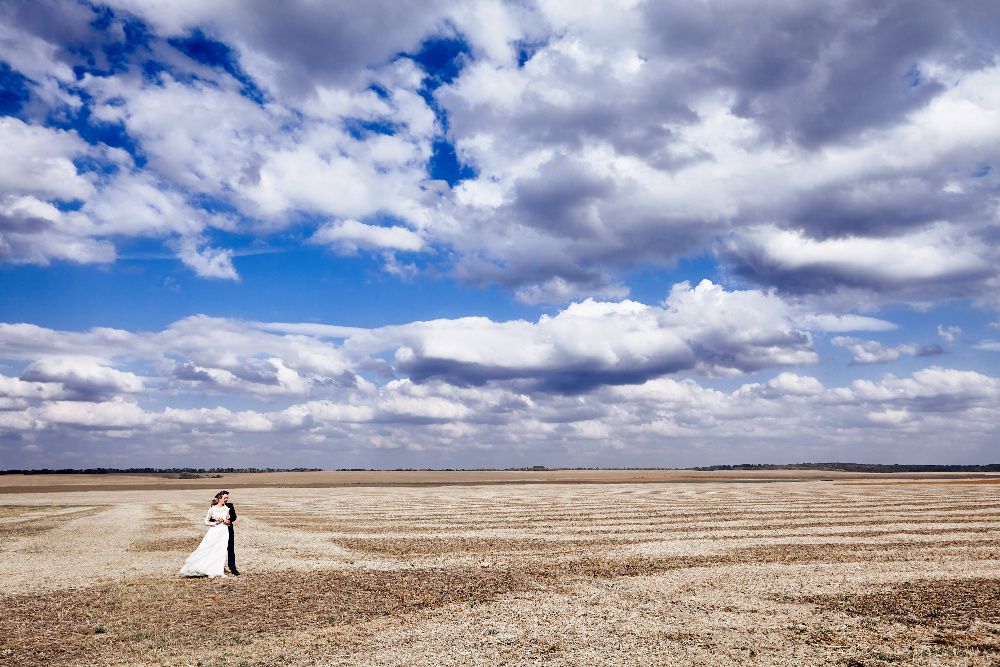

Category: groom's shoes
[230, 570, 241, 576]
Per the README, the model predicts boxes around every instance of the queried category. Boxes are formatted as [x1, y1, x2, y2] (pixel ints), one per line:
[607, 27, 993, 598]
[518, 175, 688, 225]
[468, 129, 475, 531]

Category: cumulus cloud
[722, 224, 995, 298]
[0, 195, 116, 265]
[174, 237, 239, 280]
[0, 118, 94, 201]
[2, 336, 996, 466]
[0, 316, 358, 400]
[0, 283, 899, 405]
[81, 72, 279, 196]
[837, 367, 999, 414]
[0, 373, 70, 403]
[0, 2, 443, 278]
[831, 336, 944, 365]
[2, 1, 1000, 467]
[765, 373, 826, 397]
[1, 0, 998, 307]
[345, 280, 902, 389]
[103, 0, 452, 94]
[35, 397, 151, 430]
[798, 313, 897, 333]
[0, 118, 119, 265]
[0, 323, 147, 360]
[514, 276, 629, 305]
[937, 325, 961, 344]
[20, 357, 143, 401]
[312, 219, 424, 254]
[426, 1, 1000, 302]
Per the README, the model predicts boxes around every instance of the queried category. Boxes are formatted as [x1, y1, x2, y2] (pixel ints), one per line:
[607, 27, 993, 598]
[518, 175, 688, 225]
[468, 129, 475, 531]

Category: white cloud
[162, 406, 274, 432]
[0, 14, 75, 80]
[0, 374, 69, 402]
[766, 372, 825, 397]
[514, 276, 629, 305]
[798, 313, 897, 333]
[0, 0, 998, 468]
[937, 324, 961, 344]
[0, 283, 918, 409]
[175, 237, 239, 280]
[345, 280, 906, 388]
[0, 119, 122, 265]
[99, 0, 225, 36]
[0, 118, 94, 201]
[725, 223, 992, 289]
[0, 323, 147, 360]
[37, 397, 151, 429]
[82, 73, 279, 195]
[2, 0, 997, 308]
[0, 195, 116, 265]
[20, 357, 144, 399]
[832, 337, 912, 365]
[312, 219, 424, 253]
[426, 11, 1000, 302]
[831, 336, 943, 365]
[2, 354, 997, 466]
[842, 367, 999, 406]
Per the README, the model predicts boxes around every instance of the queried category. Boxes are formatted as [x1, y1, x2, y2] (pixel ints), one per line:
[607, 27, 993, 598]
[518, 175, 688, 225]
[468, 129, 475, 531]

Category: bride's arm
[203, 509, 216, 526]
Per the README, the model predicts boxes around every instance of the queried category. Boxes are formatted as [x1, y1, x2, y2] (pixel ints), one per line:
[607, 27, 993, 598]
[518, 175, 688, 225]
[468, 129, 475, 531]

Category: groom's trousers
[227, 525, 238, 573]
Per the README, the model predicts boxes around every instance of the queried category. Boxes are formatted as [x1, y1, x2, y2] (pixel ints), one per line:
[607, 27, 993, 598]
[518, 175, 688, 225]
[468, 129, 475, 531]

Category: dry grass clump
[337, 535, 629, 557]
[0, 505, 38, 519]
[129, 536, 198, 553]
[154, 517, 199, 529]
[0, 521, 57, 539]
[542, 548, 879, 581]
[808, 577, 1000, 653]
[554, 539, 1000, 580]
[0, 505, 105, 539]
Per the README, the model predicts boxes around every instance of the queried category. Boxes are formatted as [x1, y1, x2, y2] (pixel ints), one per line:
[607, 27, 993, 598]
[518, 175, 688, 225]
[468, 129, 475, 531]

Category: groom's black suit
[225, 501, 239, 574]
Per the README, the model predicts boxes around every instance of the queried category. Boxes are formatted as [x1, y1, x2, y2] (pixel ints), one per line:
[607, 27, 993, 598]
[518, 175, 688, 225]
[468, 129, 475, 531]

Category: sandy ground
[3, 479, 1000, 666]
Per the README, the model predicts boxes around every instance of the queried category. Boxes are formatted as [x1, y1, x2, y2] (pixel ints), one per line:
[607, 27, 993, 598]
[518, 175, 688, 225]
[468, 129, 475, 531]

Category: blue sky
[0, 0, 998, 469]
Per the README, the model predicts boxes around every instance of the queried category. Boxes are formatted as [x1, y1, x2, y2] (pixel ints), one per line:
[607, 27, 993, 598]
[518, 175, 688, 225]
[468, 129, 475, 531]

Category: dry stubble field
[2, 474, 1000, 666]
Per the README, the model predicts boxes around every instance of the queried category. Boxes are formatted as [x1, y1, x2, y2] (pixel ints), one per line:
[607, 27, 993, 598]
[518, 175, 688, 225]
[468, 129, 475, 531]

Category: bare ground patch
[0, 506, 107, 540]
[129, 536, 199, 553]
[153, 517, 199, 530]
[805, 578, 1000, 655]
[337, 535, 642, 557]
[0, 566, 540, 666]
[551, 540, 1000, 579]
[0, 505, 39, 519]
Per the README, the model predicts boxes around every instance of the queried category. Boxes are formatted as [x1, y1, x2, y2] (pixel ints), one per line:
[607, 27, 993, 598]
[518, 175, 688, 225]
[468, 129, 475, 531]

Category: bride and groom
[179, 490, 241, 578]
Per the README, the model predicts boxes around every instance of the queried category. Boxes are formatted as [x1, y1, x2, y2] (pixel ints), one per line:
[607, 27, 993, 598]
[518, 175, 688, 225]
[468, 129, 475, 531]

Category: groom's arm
[228, 502, 237, 523]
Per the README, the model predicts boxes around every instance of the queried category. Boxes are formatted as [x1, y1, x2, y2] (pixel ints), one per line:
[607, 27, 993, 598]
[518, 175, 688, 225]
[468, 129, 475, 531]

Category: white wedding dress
[178, 505, 230, 578]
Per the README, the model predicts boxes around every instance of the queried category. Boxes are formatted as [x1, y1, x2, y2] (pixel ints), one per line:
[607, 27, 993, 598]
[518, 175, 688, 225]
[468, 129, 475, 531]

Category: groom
[220, 491, 240, 576]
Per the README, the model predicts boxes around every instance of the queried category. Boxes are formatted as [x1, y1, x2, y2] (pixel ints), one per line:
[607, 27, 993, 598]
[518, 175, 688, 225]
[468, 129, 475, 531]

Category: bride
[179, 491, 231, 578]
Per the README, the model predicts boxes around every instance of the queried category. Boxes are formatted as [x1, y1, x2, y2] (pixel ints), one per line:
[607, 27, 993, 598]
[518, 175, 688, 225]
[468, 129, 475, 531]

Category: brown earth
[3, 480, 1000, 665]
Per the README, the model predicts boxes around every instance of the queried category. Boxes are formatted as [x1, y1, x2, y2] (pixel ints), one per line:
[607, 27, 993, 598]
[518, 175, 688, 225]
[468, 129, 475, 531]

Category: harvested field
[3, 478, 1000, 665]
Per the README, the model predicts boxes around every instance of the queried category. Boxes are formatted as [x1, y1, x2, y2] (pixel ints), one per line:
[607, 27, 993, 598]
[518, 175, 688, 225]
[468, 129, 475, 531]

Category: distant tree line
[688, 463, 1000, 473]
[0, 467, 324, 475]
[5, 463, 999, 475]
[356, 464, 1000, 473]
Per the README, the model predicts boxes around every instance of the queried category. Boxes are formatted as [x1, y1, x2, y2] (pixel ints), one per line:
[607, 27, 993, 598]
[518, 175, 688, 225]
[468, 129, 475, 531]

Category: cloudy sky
[1, 0, 998, 470]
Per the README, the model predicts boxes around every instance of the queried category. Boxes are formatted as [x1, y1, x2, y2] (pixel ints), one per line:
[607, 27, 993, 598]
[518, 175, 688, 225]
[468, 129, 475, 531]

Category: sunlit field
[3, 473, 1000, 666]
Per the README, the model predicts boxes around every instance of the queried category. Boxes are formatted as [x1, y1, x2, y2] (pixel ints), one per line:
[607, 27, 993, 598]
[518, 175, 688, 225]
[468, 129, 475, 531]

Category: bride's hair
[211, 490, 227, 506]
